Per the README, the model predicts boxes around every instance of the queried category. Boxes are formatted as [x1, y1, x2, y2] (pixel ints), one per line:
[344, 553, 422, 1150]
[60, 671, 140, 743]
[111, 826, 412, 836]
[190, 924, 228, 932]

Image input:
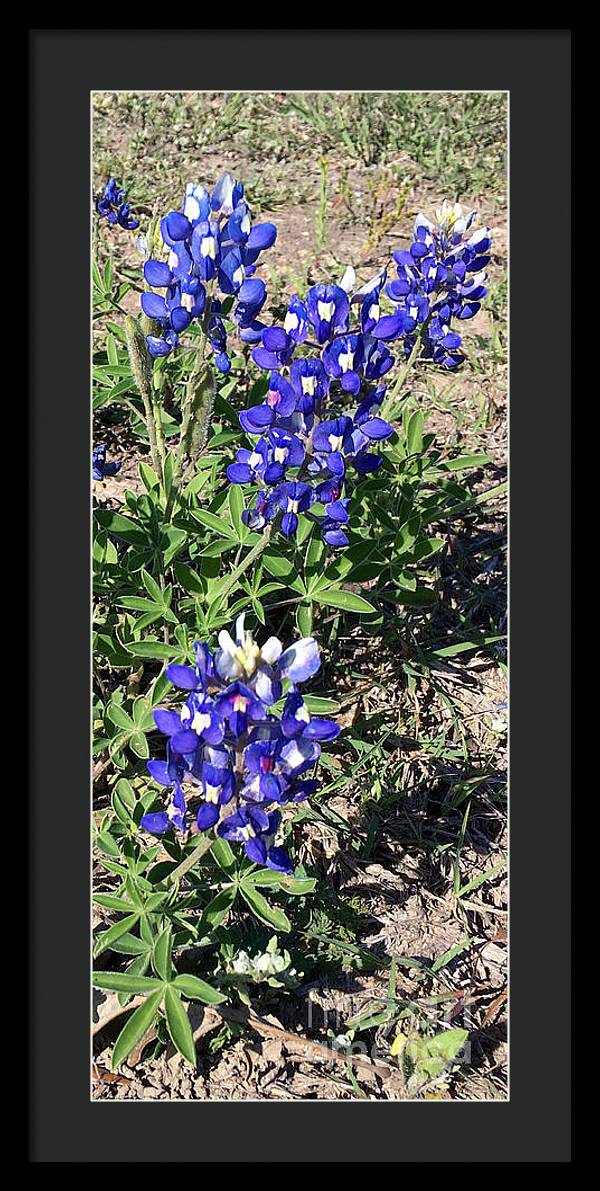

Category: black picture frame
[30, 28, 571, 1163]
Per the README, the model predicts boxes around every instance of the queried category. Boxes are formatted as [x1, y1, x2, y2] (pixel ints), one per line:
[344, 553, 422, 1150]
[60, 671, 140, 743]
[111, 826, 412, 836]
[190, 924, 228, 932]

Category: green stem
[212, 528, 272, 607]
[381, 331, 424, 422]
[422, 481, 507, 527]
[125, 316, 163, 479]
[167, 833, 215, 883]
[163, 338, 210, 523]
[152, 388, 166, 468]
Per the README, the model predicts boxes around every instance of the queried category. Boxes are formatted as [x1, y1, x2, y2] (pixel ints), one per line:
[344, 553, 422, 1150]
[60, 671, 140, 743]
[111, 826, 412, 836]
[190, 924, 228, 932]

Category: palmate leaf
[112, 988, 164, 1070]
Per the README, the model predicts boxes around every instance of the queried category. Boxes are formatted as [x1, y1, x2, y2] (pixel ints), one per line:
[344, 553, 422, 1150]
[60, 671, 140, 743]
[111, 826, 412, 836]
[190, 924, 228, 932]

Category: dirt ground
[93, 92, 507, 1101]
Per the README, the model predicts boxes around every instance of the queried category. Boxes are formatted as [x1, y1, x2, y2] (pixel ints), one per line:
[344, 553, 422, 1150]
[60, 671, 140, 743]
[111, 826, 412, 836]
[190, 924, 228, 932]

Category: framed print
[30, 28, 571, 1164]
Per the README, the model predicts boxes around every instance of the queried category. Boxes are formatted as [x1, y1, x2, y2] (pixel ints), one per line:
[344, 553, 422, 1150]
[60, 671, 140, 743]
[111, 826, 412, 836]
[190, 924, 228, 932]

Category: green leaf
[109, 932, 150, 957]
[430, 634, 506, 658]
[391, 1027, 468, 1085]
[94, 912, 141, 956]
[296, 601, 313, 636]
[93, 893, 136, 912]
[107, 333, 120, 366]
[163, 986, 197, 1066]
[313, 588, 376, 614]
[141, 570, 164, 603]
[106, 704, 134, 731]
[130, 731, 150, 759]
[200, 884, 237, 929]
[385, 588, 435, 607]
[192, 509, 236, 539]
[152, 927, 173, 981]
[262, 551, 297, 580]
[171, 974, 227, 1004]
[443, 453, 491, 471]
[458, 860, 506, 898]
[117, 596, 163, 613]
[228, 484, 244, 531]
[406, 408, 424, 456]
[95, 831, 122, 859]
[239, 884, 291, 932]
[115, 778, 136, 812]
[92, 971, 162, 994]
[124, 640, 181, 660]
[174, 562, 205, 596]
[247, 870, 317, 896]
[95, 510, 148, 547]
[112, 988, 164, 1070]
[139, 461, 161, 491]
[303, 695, 341, 714]
[211, 837, 237, 874]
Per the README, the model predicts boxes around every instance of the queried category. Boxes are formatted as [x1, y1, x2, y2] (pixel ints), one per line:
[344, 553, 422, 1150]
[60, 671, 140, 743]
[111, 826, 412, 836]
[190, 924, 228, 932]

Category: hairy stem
[125, 316, 163, 478]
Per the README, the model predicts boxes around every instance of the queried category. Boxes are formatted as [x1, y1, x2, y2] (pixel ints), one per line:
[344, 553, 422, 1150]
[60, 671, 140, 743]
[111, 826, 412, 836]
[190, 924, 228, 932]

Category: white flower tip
[218, 629, 237, 655]
[260, 636, 283, 666]
[339, 265, 356, 294]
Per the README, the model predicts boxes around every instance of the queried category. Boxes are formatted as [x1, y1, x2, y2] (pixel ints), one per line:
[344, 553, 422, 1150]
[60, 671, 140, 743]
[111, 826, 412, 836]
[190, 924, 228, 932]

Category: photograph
[91, 89, 508, 1103]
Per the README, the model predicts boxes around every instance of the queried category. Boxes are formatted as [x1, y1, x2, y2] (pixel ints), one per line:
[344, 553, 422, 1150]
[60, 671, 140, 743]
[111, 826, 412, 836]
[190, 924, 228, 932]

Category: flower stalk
[125, 315, 163, 480]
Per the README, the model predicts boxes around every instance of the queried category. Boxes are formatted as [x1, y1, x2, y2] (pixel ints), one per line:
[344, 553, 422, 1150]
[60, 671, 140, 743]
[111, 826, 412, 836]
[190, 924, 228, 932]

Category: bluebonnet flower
[273, 480, 314, 537]
[141, 617, 338, 873]
[95, 177, 140, 230]
[196, 748, 235, 830]
[306, 284, 350, 344]
[383, 203, 492, 367]
[289, 358, 330, 412]
[252, 327, 296, 372]
[322, 334, 365, 395]
[139, 173, 277, 362]
[230, 323, 394, 544]
[241, 489, 280, 531]
[141, 780, 186, 836]
[217, 806, 290, 870]
[283, 295, 309, 344]
[218, 204, 490, 549]
[239, 373, 297, 432]
[319, 497, 350, 548]
[92, 443, 122, 481]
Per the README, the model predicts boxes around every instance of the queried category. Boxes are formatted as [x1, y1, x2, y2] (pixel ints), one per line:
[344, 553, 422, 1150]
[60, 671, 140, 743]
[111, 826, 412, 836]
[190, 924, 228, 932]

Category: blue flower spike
[221, 200, 491, 551]
[95, 177, 139, 230]
[92, 444, 122, 481]
[136, 172, 277, 363]
[141, 617, 339, 874]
